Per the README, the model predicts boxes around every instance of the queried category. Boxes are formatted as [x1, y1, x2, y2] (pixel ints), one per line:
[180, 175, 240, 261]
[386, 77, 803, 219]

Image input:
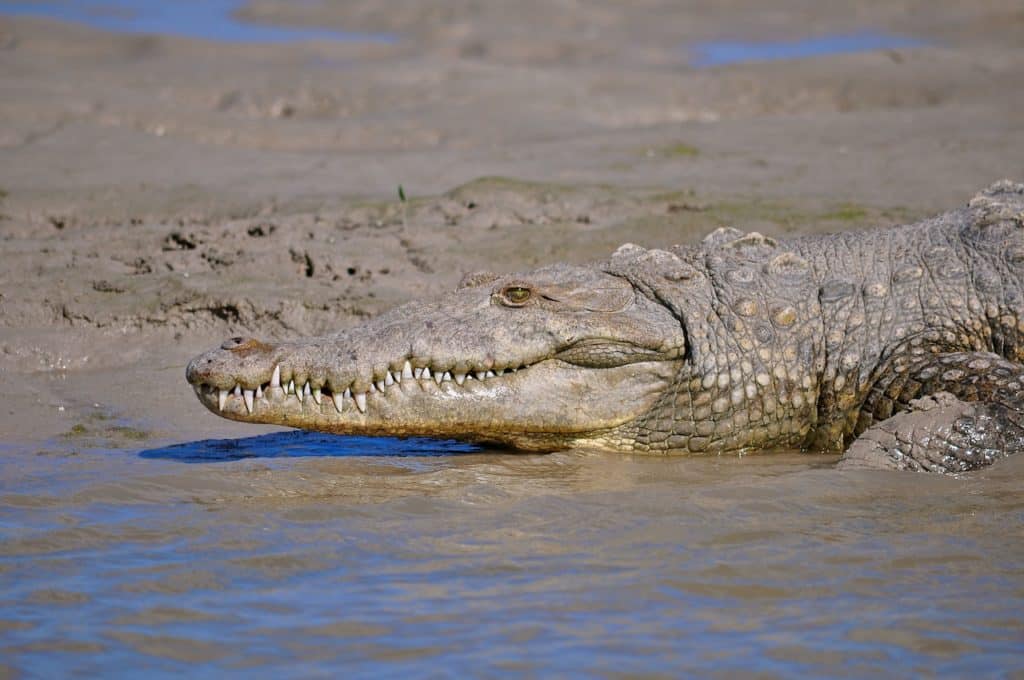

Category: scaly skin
[186, 181, 1024, 472]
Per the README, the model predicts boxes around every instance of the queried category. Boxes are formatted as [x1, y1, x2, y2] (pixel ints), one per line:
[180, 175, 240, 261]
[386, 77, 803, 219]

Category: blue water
[3, 430, 1024, 677]
[0, 0, 397, 43]
[690, 31, 928, 68]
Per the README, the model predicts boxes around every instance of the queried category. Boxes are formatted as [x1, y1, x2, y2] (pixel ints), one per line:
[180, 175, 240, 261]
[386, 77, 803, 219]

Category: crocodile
[186, 181, 1024, 473]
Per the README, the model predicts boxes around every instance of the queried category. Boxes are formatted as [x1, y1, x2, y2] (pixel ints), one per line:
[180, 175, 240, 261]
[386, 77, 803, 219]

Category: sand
[0, 0, 1022, 443]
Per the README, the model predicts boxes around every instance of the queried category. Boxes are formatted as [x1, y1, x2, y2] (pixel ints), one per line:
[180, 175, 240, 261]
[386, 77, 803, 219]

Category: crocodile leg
[841, 352, 1024, 472]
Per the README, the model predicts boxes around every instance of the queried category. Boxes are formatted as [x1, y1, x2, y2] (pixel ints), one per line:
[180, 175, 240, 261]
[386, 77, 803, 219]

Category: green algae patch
[59, 420, 154, 447]
[820, 203, 869, 222]
[108, 426, 153, 442]
[65, 423, 89, 437]
[662, 142, 701, 157]
[643, 142, 701, 159]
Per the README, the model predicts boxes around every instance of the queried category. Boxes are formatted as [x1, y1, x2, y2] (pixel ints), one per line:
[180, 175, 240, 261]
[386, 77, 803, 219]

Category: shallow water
[0, 0, 396, 43]
[2, 427, 1023, 676]
[690, 32, 928, 68]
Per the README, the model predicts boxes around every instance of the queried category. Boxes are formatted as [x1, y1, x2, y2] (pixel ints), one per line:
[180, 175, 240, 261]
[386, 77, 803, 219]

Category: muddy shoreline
[2, 3, 1022, 440]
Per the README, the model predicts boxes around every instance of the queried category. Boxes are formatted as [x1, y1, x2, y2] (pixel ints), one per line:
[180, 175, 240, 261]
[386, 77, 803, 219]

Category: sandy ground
[1, 0, 1023, 446]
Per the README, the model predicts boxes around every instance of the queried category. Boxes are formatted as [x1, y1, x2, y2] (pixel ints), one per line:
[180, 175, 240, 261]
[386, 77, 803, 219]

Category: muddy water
[2, 427, 1023, 676]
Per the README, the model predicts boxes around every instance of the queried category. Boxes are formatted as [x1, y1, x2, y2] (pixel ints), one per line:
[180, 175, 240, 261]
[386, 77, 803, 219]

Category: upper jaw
[185, 329, 555, 418]
[190, 354, 533, 418]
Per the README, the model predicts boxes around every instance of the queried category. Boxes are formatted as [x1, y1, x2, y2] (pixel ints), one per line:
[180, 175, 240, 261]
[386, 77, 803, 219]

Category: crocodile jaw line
[190, 357, 677, 449]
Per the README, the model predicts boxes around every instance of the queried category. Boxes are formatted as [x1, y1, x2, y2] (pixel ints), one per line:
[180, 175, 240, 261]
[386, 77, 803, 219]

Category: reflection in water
[690, 31, 928, 67]
[1, 433, 1022, 676]
[0, 0, 397, 43]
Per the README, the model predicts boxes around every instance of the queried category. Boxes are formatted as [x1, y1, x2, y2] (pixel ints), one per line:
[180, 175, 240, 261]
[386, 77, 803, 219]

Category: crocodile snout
[186, 337, 278, 388]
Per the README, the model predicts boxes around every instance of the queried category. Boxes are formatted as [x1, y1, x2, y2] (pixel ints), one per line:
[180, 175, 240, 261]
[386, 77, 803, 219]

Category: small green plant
[398, 184, 408, 229]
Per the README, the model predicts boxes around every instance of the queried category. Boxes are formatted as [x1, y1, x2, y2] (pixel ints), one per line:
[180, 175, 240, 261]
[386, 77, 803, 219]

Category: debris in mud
[201, 248, 240, 270]
[130, 257, 152, 274]
[207, 303, 241, 323]
[163, 231, 199, 250]
[246, 223, 277, 237]
[667, 202, 710, 213]
[91, 280, 125, 293]
[48, 215, 73, 230]
[290, 249, 315, 277]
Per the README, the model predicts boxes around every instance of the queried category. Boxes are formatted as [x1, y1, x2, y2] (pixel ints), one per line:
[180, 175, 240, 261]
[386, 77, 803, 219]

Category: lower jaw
[194, 392, 614, 451]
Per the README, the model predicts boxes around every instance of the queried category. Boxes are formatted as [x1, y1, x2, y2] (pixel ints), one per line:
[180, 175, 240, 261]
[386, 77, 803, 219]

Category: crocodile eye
[500, 286, 532, 306]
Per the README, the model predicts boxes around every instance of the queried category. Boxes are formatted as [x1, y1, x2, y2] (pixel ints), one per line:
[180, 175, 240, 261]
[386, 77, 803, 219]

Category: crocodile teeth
[442, 371, 453, 383]
[296, 382, 304, 403]
[344, 387, 352, 399]
[485, 370, 496, 378]
[474, 371, 487, 381]
[233, 384, 242, 397]
[403, 361, 414, 380]
[312, 387, 322, 405]
[354, 392, 367, 413]
[422, 367, 432, 380]
[218, 389, 228, 411]
[256, 385, 263, 400]
[413, 367, 423, 379]
[375, 380, 386, 392]
[333, 393, 343, 413]
[369, 382, 377, 393]
[270, 365, 280, 388]
[453, 371, 466, 385]
[243, 389, 254, 413]
[287, 380, 295, 395]
[385, 372, 395, 387]
[433, 370, 444, 385]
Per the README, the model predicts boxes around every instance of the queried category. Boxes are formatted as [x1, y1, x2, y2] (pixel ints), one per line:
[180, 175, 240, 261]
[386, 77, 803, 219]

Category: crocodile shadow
[140, 430, 484, 463]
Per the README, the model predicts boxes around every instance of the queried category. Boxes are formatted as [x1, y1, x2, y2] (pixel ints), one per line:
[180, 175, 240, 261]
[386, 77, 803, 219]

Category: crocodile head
[186, 264, 686, 451]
